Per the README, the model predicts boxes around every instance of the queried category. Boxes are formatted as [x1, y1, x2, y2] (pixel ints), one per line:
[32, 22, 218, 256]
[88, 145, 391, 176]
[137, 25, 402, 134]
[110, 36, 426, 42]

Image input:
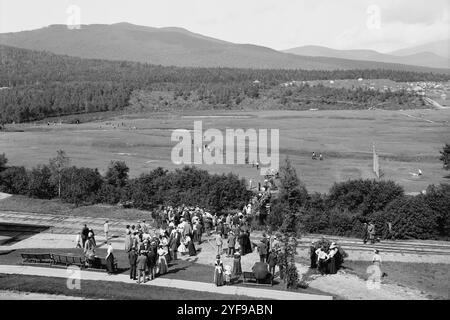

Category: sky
[0, 0, 449, 53]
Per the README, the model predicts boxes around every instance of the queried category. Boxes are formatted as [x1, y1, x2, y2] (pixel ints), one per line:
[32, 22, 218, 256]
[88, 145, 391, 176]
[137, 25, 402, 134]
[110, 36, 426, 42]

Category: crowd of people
[72, 203, 357, 287]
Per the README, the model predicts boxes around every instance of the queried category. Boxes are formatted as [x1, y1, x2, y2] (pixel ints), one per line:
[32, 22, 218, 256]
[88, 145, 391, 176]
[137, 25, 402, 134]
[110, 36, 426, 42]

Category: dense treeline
[0, 45, 447, 123]
[267, 159, 450, 240]
[0, 153, 250, 214]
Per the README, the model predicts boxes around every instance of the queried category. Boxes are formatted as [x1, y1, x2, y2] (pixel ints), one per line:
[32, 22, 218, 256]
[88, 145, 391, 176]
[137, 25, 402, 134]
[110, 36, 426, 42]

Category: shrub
[28, 165, 56, 199]
[0, 166, 29, 195]
[385, 196, 439, 239]
[60, 167, 103, 205]
[327, 179, 404, 215]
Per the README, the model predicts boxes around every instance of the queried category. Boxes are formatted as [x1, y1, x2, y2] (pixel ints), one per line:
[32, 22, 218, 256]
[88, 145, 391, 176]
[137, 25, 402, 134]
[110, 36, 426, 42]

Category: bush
[424, 184, 450, 239]
[60, 167, 103, 205]
[0, 166, 29, 195]
[385, 196, 439, 239]
[327, 179, 404, 215]
[28, 165, 56, 199]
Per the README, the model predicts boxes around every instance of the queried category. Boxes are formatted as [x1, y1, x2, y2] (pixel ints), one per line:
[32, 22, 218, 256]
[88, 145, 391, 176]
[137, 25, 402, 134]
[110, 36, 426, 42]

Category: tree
[60, 167, 103, 205]
[49, 150, 70, 198]
[0, 153, 7, 172]
[105, 161, 129, 188]
[28, 165, 56, 199]
[277, 157, 308, 233]
[0, 166, 29, 194]
[439, 144, 450, 170]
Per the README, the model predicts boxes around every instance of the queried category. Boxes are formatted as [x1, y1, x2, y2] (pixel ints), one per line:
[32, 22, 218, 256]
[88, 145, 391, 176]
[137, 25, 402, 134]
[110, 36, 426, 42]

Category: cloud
[379, 0, 449, 25]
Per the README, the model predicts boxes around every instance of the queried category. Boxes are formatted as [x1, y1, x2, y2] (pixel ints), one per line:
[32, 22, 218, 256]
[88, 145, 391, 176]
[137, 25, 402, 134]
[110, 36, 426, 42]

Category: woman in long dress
[213, 255, 224, 286]
[231, 252, 242, 278]
[327, 243, 338, 274]
[186, 235, 197, 256]
[124, 226, 132, 252]
[84, 237, 96, 267]
[243, 231, 252, 255]
[157, 245, 168, 275]
[105, 243, 115, 275]
[178, 236, 188, 255]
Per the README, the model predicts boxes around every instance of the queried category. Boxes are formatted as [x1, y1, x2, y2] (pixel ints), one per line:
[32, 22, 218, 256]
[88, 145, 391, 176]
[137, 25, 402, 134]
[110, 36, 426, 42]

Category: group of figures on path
[213, 232, 286, 287]
[309, 241, 344, 275]
[76, 222, 116, 274]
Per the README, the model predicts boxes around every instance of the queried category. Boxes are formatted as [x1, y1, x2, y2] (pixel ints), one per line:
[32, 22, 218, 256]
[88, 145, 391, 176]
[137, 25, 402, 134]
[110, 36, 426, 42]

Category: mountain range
[0, 22, 448, 72]
[284, 41, 449, 69]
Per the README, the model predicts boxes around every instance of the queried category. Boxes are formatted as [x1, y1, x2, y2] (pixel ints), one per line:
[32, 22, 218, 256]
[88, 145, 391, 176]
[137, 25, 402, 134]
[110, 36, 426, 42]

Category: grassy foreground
[0, 274, 257, 300]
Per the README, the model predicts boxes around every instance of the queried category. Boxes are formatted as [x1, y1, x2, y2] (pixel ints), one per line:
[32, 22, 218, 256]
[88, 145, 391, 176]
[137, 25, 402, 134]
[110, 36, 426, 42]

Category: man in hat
[257, 238, 268, 263]
[215, 231, 223, 256]
[227, 231, 236, 257]
[128, 247, 137, 280]
[267, 248, 277, 277]
[136, 250, 148, 284]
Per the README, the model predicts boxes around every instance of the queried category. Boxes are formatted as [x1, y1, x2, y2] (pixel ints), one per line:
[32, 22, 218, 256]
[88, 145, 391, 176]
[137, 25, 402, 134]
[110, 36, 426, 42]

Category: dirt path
[180, 236, 430, 300]
[0, 193, 11, 201]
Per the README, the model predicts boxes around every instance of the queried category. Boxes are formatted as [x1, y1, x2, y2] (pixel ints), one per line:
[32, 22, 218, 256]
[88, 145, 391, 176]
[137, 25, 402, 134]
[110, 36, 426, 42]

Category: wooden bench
[86, 257, 118, 271]
[21, 253, 53, 265]
[51, 254, 85, 268]
[242, 271, 273, 286]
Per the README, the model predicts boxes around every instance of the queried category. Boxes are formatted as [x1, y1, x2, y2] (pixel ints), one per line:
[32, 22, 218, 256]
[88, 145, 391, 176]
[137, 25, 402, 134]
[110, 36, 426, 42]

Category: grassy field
[1, 108, 449, 193]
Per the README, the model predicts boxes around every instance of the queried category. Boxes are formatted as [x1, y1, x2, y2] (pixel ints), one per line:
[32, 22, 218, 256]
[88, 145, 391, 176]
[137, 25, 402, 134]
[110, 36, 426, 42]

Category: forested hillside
[1, 45, 448, 123]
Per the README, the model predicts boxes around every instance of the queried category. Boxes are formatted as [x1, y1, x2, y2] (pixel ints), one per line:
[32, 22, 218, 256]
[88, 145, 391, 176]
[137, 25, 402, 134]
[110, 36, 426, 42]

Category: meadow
[1, 108, 449, 194]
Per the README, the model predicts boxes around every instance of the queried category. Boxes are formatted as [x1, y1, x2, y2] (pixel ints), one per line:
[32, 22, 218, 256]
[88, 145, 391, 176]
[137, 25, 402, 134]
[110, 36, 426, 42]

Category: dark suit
[128, 250, 137, 280]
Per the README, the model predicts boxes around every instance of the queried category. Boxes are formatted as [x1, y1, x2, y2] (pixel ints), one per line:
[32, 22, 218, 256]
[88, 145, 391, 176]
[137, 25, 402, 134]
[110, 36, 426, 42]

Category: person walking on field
[104, 221, 109, 244]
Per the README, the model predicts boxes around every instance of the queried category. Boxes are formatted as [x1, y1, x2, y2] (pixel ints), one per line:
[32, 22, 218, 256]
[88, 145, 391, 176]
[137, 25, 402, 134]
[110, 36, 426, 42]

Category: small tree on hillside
[49, 150, 70, 198]
[439, 144, 450, 170]
[278, 157, 308, 234]
[105, 161, 129, 188]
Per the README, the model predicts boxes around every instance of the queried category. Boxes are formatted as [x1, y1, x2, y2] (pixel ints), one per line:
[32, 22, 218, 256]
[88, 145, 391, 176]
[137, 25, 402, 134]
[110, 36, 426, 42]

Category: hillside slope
[0, 23, 447, 73]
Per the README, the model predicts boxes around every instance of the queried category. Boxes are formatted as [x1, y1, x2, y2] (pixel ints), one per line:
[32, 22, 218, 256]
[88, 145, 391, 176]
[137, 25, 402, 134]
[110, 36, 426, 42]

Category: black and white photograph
[0, 0, 449, 307]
